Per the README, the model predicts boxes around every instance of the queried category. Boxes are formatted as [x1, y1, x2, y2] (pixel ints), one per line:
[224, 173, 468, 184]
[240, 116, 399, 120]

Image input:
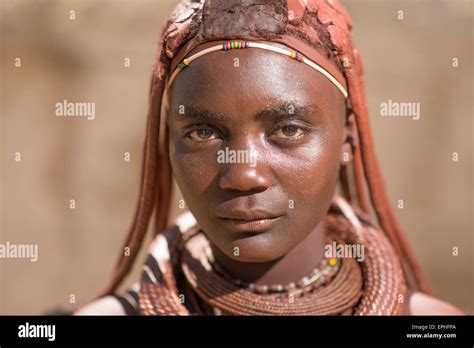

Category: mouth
[218, 215, 283, 233]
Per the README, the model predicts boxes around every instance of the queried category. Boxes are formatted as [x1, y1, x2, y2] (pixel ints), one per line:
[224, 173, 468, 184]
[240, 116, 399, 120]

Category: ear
[340, 112, 358, 166]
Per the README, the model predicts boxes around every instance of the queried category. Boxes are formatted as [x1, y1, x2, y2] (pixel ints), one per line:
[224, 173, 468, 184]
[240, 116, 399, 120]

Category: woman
[77, 0, 462, 315]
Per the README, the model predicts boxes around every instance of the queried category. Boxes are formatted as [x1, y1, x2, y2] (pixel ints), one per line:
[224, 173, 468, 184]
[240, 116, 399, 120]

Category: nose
[218, 149, 271, 192]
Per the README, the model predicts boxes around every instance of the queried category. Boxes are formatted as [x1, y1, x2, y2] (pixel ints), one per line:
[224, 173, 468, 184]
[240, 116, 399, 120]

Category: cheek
[169, 137, 218, 203]
[277, 134, 341, 217]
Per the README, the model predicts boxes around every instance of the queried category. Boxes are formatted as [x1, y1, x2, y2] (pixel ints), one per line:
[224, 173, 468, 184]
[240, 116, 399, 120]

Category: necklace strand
[204, 239, 340, 295]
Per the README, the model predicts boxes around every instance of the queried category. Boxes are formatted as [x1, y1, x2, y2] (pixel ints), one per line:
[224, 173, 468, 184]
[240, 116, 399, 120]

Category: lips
[216, 209, 284, 233]
[219, 216, 283, 233]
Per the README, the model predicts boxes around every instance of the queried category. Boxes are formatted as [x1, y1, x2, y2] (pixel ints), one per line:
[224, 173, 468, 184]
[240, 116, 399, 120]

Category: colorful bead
[222, 40, 250, 51]
[291, 51, 304, 62]
[178, 58, 190, 70]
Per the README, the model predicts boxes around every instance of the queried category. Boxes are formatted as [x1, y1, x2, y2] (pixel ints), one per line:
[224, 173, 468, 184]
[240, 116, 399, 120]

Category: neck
[209, 220, 327, 286]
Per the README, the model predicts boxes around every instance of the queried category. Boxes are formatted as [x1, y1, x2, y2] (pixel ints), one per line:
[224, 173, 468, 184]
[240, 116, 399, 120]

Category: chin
[222, 234, 287, 263]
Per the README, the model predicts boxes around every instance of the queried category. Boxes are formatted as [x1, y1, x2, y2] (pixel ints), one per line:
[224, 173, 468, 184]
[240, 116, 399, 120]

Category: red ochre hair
[95, 0, 431, 300]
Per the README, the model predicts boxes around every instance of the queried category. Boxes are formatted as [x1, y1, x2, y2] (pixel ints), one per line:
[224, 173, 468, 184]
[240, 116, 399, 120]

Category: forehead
[167, 47, 345, 116]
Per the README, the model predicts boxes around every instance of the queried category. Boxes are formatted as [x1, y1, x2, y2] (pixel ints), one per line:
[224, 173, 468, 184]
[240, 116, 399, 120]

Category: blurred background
[0, 0, 472, 314]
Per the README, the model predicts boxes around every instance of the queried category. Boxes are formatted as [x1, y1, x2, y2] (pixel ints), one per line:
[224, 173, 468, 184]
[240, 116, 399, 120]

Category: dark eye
[186, 126, 219, 141]
[273, 125, 305, 139]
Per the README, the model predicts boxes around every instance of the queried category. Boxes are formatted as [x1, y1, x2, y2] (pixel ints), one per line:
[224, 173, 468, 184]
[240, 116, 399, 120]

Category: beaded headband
[163, 40, 349, 102]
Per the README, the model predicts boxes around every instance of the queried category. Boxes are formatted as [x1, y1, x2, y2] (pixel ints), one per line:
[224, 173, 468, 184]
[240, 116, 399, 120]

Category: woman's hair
[95, 0, 431, 300]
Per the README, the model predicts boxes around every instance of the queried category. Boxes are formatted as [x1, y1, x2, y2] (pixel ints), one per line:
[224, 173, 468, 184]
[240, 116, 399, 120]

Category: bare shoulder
[402, 290, 464, 315]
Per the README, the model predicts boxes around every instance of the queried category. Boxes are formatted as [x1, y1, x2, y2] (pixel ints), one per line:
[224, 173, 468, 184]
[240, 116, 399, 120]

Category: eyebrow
[171, 105, 226, 121]
[255, 102, 317, 120]
[170, 102, 316, 122]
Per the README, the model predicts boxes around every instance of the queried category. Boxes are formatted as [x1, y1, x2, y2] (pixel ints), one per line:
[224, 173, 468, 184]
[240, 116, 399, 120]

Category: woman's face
[167, 42, 349, 262]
